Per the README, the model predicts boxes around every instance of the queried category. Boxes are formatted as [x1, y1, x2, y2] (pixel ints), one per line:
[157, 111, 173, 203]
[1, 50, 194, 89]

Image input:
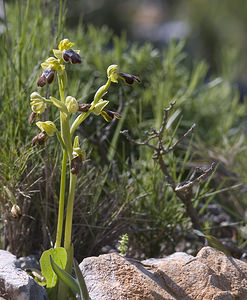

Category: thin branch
[161, 123, 196, 155]
[175, 162, 216, 193]
[120, 130, 158, 150]
[158, 156, 176, 189]
[159, 101, 176, 138]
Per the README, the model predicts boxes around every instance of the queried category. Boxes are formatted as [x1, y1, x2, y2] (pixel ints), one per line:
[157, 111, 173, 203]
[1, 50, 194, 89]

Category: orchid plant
[30, 38, 140, 299]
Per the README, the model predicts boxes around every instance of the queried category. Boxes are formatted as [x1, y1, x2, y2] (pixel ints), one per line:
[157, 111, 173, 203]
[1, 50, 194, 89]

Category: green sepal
[92, 100, 109, 115]
[50, 256, 80, 294]
[92, 85, 108, 105]
[50, 96, 68, 114]
[40, 247, 67, 288]
[53, 49, 63, 60]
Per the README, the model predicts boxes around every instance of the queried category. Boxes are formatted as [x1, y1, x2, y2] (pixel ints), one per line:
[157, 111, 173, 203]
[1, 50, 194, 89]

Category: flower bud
[32, 131, 48, 146]
[36, 121, 56, 136]
[78, 103, 91, 112]
[11, 204, 21, 218]
[63, 49, 81, 64]
[30, 93, 47, 114]
[30, 92, 43, 100]
[65, 96, 79, 113]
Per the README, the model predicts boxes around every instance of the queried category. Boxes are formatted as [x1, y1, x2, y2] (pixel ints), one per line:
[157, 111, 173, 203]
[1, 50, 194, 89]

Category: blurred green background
[67, 0, 247, 82]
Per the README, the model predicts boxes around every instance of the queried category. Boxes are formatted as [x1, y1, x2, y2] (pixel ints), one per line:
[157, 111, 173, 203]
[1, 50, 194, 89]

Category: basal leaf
[40, 247, 67, 288]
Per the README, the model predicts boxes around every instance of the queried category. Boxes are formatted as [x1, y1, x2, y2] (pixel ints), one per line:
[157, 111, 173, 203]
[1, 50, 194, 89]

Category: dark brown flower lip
[78, 103, 92, 112]
[105, 110, 121, 119]
[70, 156, 83, 175]
[37, 68, 55, 87]
[32, 131, 48, 146]
[63, 49, 82, 64]
[118, 72, 141, 84]
[29, 112, 37, 125]
[37, 75, 46, 87]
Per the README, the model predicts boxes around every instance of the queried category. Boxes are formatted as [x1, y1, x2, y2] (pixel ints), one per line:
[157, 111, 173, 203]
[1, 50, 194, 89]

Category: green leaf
[40, 247, 67, 288]
[204, 234, 230, 256]
[50, 256, 80, 294]
[73, 258, 90, 300]
[193, 229, 230, 255]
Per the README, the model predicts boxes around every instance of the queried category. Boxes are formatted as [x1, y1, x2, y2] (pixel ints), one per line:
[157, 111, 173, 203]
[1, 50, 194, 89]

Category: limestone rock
[0, 250, 47, 300]
[79, 246, 247, 300]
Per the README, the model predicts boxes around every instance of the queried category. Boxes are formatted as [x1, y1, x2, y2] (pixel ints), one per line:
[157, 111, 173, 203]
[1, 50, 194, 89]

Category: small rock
[15, 255, 40, 270]
[0, 250, 47, 300]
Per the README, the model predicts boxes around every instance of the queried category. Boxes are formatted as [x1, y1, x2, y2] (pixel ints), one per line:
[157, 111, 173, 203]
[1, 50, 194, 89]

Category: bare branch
[175, 162, 216, 193]
[159, 101, 176, 138]
[161, 123, 196, 155]
[158, 156, 176, 189]
[120, 130, 158, 150]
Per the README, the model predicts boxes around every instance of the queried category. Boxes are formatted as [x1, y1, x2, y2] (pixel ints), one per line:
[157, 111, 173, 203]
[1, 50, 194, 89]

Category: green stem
[55, 150, 67, 248]
[58, 73, 65, 103]
[55, 129, 66, 152]
[55, 72, 71, 248]
[70, 111, 91, 136]
[64, 172, 77, 273]
[60, 112, 73, 158]
[58, 73, 73, 157]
